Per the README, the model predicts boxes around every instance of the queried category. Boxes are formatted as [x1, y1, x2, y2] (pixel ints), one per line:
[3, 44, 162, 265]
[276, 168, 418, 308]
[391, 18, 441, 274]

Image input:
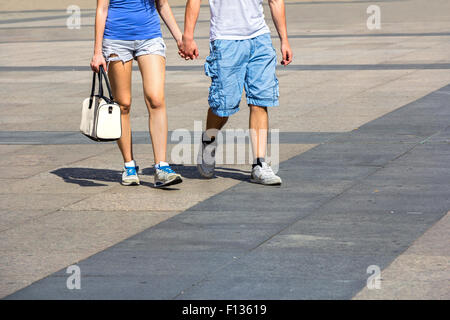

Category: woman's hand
[156, 0, 186, 59]
[177, 38, 186, 59]
[90, 53, 107, 73]
[181, 34, 199, 60]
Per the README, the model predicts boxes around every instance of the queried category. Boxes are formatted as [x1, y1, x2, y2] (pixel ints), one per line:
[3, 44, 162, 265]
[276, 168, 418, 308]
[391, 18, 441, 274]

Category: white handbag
[80, 66, 122, 141]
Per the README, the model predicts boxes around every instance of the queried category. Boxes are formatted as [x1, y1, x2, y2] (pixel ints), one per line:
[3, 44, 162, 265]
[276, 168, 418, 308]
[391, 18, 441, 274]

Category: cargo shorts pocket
[204, 49, 225, 109]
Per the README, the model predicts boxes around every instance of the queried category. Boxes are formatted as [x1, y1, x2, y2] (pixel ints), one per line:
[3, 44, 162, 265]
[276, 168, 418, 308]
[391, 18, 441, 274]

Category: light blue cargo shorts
[204, 33, 279, 117]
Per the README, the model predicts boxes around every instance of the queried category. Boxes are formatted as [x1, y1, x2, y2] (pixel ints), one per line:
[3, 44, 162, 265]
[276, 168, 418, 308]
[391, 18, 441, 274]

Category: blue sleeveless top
[104, 0, 162, 40]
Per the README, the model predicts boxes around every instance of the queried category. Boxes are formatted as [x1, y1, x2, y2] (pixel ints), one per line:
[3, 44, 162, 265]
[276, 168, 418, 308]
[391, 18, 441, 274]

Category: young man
[181, 0, 292, 185]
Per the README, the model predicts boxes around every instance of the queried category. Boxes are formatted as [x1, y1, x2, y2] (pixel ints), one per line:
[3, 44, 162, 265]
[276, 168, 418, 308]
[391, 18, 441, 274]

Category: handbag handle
[89, 66, 114, 108]
[99, 65, 114, 101]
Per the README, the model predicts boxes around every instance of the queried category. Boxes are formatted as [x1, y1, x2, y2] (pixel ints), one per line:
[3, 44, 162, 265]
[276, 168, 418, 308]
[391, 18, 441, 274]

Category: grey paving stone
[189, 190, 325, 212]
[176, 276, 365, 300]
[347, 168, 450, 192]
[360, 121, 448, 138]
[331, 130, 428, 144]
[0, 209, 56, 232]
[172, 210, 305, 226]
[278, 164, 379, 181]
[109, 220, 288, 252]
[0, 165, 56, 179]
[59, 249, 239, 277]
[269, 211, 442, 255]
[175, 252, 397, 300]
[0, 193, 86, 211]
[389, 145, 450, 168]
[318, 193, 450, 214]
[6, 274, 200, 300]
[281, 142, 416, 167]
[426, 124, 450, 140]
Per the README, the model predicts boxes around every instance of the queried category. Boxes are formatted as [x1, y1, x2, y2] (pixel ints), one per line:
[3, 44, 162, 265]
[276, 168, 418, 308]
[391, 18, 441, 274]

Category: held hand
[182, 34, 199, 60]
[176, 38, 187, 59]
[280, 40, 293, 66]
[90, 53, 107, 73]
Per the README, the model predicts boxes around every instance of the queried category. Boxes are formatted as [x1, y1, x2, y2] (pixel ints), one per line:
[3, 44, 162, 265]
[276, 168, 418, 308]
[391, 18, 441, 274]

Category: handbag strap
[89, 66, 114, 108]
[88, 70, 97, 108]
[99, 65, 114, 101]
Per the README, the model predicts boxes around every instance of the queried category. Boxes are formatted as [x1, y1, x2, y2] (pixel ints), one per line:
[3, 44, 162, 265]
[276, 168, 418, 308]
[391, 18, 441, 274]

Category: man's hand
[182, 0, 201, 60]
[268, 0, 292, 66]
[280, 39, 293, 66]
[181, 34, 199, 60]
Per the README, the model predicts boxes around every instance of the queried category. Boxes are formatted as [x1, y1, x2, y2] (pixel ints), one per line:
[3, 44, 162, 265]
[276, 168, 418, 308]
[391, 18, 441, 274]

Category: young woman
[90, 0, 183, 187]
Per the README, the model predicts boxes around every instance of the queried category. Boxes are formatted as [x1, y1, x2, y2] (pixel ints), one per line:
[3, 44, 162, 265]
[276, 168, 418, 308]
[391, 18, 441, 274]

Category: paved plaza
[0, 0, 449, 299]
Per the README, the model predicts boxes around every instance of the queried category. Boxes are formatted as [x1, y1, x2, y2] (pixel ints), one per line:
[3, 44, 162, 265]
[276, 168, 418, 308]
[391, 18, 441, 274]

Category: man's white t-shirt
[209, 0, 271, 41]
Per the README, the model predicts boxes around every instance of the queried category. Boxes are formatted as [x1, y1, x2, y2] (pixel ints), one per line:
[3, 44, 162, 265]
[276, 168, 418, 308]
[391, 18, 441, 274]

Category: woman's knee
[145, 93, 165, 110]
[118, 98, 132, 114]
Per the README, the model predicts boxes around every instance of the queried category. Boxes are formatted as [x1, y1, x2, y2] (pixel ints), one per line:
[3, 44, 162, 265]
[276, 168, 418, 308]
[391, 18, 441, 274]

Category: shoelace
[158, 165, 175, 174]
[125, 166, 138, 176]
[259, 164, 275, 177]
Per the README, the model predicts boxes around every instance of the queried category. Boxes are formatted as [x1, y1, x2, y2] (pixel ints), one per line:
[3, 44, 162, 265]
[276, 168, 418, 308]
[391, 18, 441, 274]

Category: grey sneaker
[197, 133, 217, 179]
[122, 166, 140, 186]
[154, 164, 182, 188]
[250, 162, 282, 185]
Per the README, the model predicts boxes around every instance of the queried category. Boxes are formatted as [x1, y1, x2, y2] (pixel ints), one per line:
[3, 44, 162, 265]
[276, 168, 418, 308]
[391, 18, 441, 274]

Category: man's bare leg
[248, 104, 281, 185]
[205, 108, 228, 139]
[249, 104, 268, 161]
[197, 108, 228, 178]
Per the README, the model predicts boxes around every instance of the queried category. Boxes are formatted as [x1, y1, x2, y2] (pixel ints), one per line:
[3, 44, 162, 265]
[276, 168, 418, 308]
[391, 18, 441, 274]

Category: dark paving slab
[282, 142, 416, 167]
[274, 210, 443, 255]
[0, 131, 341, 145]
[5, 84, 450, 299]
[175, 254, 397, 300]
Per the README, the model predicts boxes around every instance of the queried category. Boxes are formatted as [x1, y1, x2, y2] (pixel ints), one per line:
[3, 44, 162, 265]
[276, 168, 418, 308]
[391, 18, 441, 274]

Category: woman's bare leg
[136, 54, 167, 164]
[107, 58, 134, 163]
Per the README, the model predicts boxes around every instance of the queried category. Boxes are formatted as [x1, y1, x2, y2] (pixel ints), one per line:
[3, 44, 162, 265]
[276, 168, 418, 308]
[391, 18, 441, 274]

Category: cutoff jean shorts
[204, 33, 279, 117]
[102, 37, 166, 64]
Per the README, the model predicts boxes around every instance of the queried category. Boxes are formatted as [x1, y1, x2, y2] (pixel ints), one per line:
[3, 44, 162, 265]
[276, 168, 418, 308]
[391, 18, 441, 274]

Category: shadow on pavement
[144, 164, 251, 181]
[51, 167, 121, 187]
[51, 165, 252, 188]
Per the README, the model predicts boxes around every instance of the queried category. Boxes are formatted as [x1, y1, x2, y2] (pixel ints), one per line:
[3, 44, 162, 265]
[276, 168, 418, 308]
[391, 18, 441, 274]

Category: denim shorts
[102, 37, 166, 64]
[204, 33, 279, 117]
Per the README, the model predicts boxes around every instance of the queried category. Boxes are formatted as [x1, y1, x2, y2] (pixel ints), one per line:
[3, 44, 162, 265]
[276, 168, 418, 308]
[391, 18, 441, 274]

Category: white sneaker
[197, 133, 217, 179]
[154, 164, 182, 188]
[250, 162, 282, 185]
[122, 166, 140, 186]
